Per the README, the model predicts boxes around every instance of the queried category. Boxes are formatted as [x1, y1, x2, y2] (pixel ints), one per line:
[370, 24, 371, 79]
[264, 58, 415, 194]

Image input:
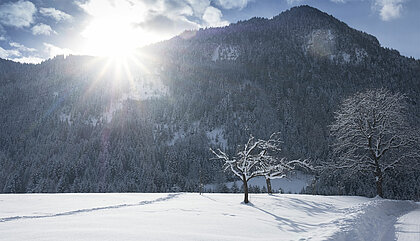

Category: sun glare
[76, 0, 167, 94]
[77, 0, 172, 62]
[82, 17, 139, 58]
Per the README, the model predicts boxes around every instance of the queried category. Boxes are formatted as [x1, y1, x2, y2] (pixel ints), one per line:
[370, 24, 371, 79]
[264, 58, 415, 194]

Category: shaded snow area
[1, 194, 418, 241]
[59, 113, 72, 126]
[167, 128, 186, 146]
[166, 125, 227, 148]
[206, 127, 227, 149]
[102, 78, 168, 123]
[58, 76, 168, 125]
[305, 29, 336, 58]
[212, 44, 240, 62]
[205, 171, 313, 194]
[395, 204, 420, 241]
[304, 29, 368, 65]
[167, 122, 200, 146]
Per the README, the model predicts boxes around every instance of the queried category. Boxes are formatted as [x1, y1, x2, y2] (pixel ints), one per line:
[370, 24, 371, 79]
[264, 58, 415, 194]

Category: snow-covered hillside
[0, 193, 418, 241]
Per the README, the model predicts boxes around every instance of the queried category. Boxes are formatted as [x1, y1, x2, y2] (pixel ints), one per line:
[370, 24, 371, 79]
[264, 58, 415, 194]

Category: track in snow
[395, 204, 420, 241]
[0, 193, 179, 223]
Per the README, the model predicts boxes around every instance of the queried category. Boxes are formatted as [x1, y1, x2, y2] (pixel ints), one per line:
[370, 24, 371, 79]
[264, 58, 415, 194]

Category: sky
[0, 0, 419, 64]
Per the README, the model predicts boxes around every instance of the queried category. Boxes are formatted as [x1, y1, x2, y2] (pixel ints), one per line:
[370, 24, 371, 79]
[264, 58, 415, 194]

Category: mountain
[1, 6, 419, 198]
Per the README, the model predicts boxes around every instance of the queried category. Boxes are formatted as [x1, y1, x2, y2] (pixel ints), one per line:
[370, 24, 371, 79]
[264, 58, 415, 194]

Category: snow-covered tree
[257, 133, 311, 194]
[211, 133, 310, 203]
[211, 135, 263, 203]
[259, 155, 311, 194]
[329, 89, 420, 197]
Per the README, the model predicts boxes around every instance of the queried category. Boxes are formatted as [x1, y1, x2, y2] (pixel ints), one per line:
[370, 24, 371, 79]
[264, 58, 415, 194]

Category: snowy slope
[0, 193, 417, 241]
[395, 204, 420, 241]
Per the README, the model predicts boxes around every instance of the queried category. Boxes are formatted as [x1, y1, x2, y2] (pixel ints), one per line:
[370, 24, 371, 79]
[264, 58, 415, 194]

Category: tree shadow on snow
[283, 197, 337, 216]
[0, 193, 180, 223]
[247, 203, 309, 232]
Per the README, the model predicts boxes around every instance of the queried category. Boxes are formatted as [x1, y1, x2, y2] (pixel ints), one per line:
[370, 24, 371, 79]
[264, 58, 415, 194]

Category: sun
[81, 17, 140, 58]
[77, 0, 167, 90]
[77, 0, 167, 60]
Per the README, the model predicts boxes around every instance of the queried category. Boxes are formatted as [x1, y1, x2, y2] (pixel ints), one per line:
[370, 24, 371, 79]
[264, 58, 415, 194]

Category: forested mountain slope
[1, 6, 419, 198]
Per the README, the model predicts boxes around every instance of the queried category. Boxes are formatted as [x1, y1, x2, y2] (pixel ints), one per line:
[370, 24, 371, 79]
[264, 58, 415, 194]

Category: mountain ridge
[0, 6, 419, 199]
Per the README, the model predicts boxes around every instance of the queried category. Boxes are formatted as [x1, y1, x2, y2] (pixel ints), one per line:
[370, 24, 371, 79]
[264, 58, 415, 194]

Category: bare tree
[211, 135, 264, 203]
[259, 156, 312, 194]
[211, 133, 310, 202]
[257, 134, 311, 194]
[330, 89, 420, 197]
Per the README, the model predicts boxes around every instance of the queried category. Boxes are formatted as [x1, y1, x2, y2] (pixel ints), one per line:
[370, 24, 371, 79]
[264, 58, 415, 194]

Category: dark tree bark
[242, 174, 249, 203]
[375, 177, 383, 198]
[371, 138, 384, 198]
[375, 164, 384, 198]
[266, 177, 272, 194]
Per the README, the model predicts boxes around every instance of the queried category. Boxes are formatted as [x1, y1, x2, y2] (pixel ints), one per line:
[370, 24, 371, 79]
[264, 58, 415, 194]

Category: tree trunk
[242, 175, 249, 203]
[199, 169, 202, 195]
[375, 172, 383, 198]
[266, 177, 272, 194]
[373, 155, 384, 198]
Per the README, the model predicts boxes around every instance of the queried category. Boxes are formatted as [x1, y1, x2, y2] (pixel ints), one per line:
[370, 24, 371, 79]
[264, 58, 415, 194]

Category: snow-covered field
[0, 193, 418, 241]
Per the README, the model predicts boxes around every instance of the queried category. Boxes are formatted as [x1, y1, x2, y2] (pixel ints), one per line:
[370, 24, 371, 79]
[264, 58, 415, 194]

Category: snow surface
[211, 45, 240, 62]
[395, 203, 420, 241]
[206, 127, 228, 149]
[0, 193, 417, 241]
[167, 122, 200, 146]
[102, 78, 168, 123]
[355, 48, 368, 63]
[212, 45, 220, 62]
[305, 29, 336, 58]
[59, 113, 72, 126]
[341, 52, 351, 63]
[57, 76, 168, 125]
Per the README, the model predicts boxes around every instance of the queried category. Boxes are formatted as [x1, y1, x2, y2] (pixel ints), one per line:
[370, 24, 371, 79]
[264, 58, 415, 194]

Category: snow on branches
[329, 88, 420, 197]
[210, 132, 311, 202]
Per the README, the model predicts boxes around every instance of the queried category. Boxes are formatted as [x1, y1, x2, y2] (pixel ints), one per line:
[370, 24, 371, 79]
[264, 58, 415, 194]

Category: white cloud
[9, 41, 36, 52]
[0, 46, 21, 58]
[39, 7, 72, 22]
[76, 0, 230, 54]
[374, 0, 405, 21]
[0, 36, 5, 41]
[0, 41, 42, 63]
[202, 6, 229, 27]
[0, 0, 36, 28]
[74, 0, 230, 56]
[286, 0, 304, 4]
[215, 0, 251, 9]
[78, 0, 210, 22]
[44, 43, 73, 58]
[31, 23, 57, 36]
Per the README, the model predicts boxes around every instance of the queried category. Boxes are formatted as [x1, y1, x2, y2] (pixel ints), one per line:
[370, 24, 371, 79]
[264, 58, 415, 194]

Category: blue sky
[0, 0, 419, 63]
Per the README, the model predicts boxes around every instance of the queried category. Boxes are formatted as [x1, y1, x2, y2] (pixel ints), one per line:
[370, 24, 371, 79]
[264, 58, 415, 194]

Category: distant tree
[211, 133, 310, 203]
[261, 185, 267, 193]
[329, 89, 420, 197]
[257, 133, 311, 194]
[231, 181, 240, 193]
